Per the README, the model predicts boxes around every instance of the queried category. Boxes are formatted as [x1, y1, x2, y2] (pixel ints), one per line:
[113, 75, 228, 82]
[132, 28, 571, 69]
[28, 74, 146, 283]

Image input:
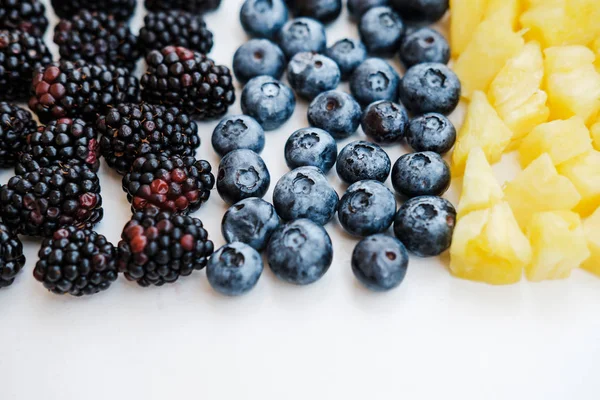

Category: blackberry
[140, 11, 213, 56]
[122, 153, 214, 215]
[50, 0, 136, 22]
[145, 0, 222, 13]
[0, 159, 103, 237]
[0, 30, 52, 101]
[29, 60, 141, 124]
[33, 226, 118, 296]
[117, 208, 214, 287]
[141, 46, 235, 120]
[0, 102, 37, 168]
[0, 222, 25, 289]
[0, 0, 48, 37]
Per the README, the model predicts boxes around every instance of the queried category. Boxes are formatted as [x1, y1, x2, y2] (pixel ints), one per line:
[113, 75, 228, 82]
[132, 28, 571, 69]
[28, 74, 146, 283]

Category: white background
[1, 1, 599, 399]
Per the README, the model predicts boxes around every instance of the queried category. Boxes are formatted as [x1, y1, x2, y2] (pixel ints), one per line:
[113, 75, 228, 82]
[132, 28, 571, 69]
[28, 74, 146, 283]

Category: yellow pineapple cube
[450, 0, 489, 58]
[457, 148, 503, 218]
[525, 211, 590, 281]
[450, 202, 531, 285]
[557, 150, 600, 217]
[591, 120, 600, 151]
[581, 206, 600, 277]
[483, 0, 521, 30]
[593, 37, 600, 71]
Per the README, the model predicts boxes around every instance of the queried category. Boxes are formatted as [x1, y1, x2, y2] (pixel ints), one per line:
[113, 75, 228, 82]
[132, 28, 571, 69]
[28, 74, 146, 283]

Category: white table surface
[1, 1, 599, 399]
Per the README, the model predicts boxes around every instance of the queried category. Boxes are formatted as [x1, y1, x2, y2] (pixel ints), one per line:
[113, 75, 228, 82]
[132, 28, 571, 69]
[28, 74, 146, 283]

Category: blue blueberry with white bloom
[212, 115, 265, 157]
[391, 152, 450, 198]
[406, 113, 456, 154]
[207, 242, 264, 296]
[352, 234, 409, 291]
[222, 198, 280, 251]
[287, 52, 341, 100]
[399, 27, 450, 68]
[325, 38, 367, 81]
[240, 0, 289, 40]
[338, 180, 396, 237]
[350, 58, 400, 106]
[276, 17, 326, 59]
[307, 90, 362, 139]
[399, 62, 460, 115]
[389, 0, 449, 25]
[361, 100, 409, 145]
[336, 141, 391, 185]
[233, 39, 286, 83]
[284, 127, 338, 173]
[348, 0, 390, 19]
[217, 149, 270, 205]
[359, 6, 405, 57]
[241, 75, 296, 130]
[288, 0, 342, 23]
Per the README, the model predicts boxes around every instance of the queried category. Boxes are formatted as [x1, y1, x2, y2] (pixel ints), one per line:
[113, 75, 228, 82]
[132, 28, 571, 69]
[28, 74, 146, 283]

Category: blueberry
[240, 0, 289, 40]
[336, 140, 391, 185]
[266, 219, 333, 285]
[350, 58, 400, 106]
[399, 62, 460, 115]
[399, 27, 450, 68]
[287, 52, 341, 100]
[338, 180, 396, 237]
[276, 17, 327, 59]
[361, 100, 409, 144]
[207, 242, 263, 296]
[325, 38, 368, 81]
[352, 234, 409, 291]
[390, 0, 449, 25]
[273, 166, 339, 225]
[348, 0, 390, 19]
[233, 39, 286, 83]
[406, 113, 456, 154]
[284, 127, 338, 173]
[288, 0, 342, 24]
[241, 75, 296, 130]
[394, 195, 456, 257]
[307, 90, 362, 139]
[391, 152, 450, 198]
[222, 198, 281, 251]
[217, 149, 271, 204]
[212, 115, 265, 157]
[359, 7, 405, 57]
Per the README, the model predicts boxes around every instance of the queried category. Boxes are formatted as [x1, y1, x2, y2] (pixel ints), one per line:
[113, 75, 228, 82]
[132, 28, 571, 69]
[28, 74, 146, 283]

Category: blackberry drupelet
[97, 104, 200, 175]
[33, 226, 117, 296]
[140, 11, 213, 56]
[118, 208, 214, 287]
[0, 30, 52, 101]
[0, 159, 103, 237]
[0, 0, 48, 37]
[0, 222, 25, 289]
[0, 102, 37, 168]
[122, 153, 214, 215]
[50, 0, 136, 21]
[140, 46, 235, 120]
[145, 0, 222, 13]
[29, 60, 141, 123]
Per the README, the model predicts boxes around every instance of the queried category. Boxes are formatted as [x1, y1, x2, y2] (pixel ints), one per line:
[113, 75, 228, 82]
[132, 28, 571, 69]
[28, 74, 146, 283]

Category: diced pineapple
[525, 211, 590, 281]
[483, 0, 521, 30]
[504, 154, 581, 229]
[593, 37, 600, 71]
[557, 150, 600, 217]
[581, 206, 600, 277]
[592, 121, 600, 151]
[450, 0, 489, 58]
[518, 117, 592, 168]
[457, 148, 503, 218]
[450, 202, 531, 285]
[452, 91, 513, 176]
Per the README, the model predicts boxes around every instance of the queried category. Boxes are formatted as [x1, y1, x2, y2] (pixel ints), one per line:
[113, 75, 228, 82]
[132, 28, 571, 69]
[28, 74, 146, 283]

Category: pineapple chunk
[518, 117, 592, 168]
[593, 37, 600, 71]
[557, 150, 600, 217]
[450, 202, 531, 285]
[526, 211, 590, 281]
[504, 154, 581, 229]
[457, 148, 503, 218]
[581, 206, 600, 277]
[483, 0, 521, 30]
[452, 91, 513, 176]
[450, 0, 489, 57]
[591, 121, 600, 151]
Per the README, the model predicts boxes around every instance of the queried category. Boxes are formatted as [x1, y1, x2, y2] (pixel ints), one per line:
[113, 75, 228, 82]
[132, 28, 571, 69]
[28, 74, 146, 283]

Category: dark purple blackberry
[145, 0, 222, 13]
[54, 10, 140, 71]
[140, 11, 213, 56]
[0, 102, 37, 168]
[0, 0, 48, 37]
[29, 60, 141, 124]
[141, 46, 235, 120]
[50, 0, 136, 21]
[33, 226, 118, 296]
[0, 222, 25, 289]
[0, 30, 52, 101]
[0, 159, 103, 237]
[122, 153, 214, 215]
[96, 104, 200, 175]
[118, 208, 214, 287]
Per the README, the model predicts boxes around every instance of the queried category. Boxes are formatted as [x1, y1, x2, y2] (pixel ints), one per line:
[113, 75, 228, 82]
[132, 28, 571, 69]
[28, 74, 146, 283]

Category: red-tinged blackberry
[139, 11, 214, 56]
[118, 208, 214, 287]
[0, 222, 25, 289]
[145, 0, 222, 13]
[0, 30, 52, 101]
[0, 159, 103, 237]
[122, 153, 214, 215]
[140, 46, 235, 120]
[33, 226, 118, 296]
[0, 102, 37, 168]
[54, 10, 140, 71]
[50, 0, 136, 22]
[29, 60, 141, 124]
[0, 0, 48, 37]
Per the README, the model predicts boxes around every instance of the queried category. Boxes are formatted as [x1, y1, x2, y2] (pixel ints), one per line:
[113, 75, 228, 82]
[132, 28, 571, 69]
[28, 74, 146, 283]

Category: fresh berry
[350, 58, 400, 106]
[391, 151, 450, 198]
[207, 242, 264, 296]
[284, 127, 337, 173]
[51, 0, 136, 21]
[287, 52, 340, 100]
[336, 140, 391, 185]
[145, 0, 222, 13]
[352, 234, 408, 291]
[287, 0, 342, 24]
[399, 27, 449, 68]
[325, 38, 367, 81]
[233, 39, 286, 83]
[347, 0, 390, 19]
[390, 0, 448, 25]
[241, 75, 296, 131]
[338, 180, 396, 237]
[118, 209, 214, 287]
[359, 6, 405, 57]
[394, 195, 456, 257]
[406, 112, 455, 154]
[399, 62, 460, 115]
[122, 154, 214, 215]
[240, 0, 289, 40]
[222, 198, 280, 251]
[361, 100, 409, 144]
[96, 104, 200, 175]
[276, 17, 326, 59]
[212, 115, 265, 157]
[217, 149, 270, 205]
[307, 90, 362, 139]
[33, 226, 117, 296]
[0, 102, 37, 168]
[0, 0, 48, 37]
[0, 222, 25, 289]
[273, 166, 339, 225]
[267, 218, 333, 285]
